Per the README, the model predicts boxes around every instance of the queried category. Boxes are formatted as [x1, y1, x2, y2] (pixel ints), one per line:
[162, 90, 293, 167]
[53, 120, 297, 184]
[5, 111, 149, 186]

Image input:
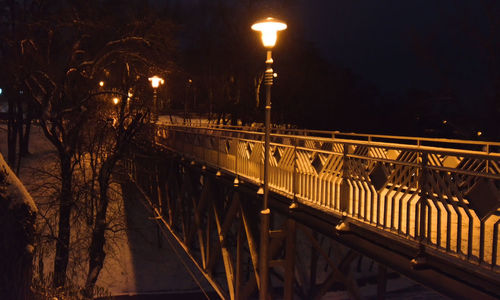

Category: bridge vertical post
[418, 152, 428, 242]
[292, 138, 298, 202]
[284, 218, 296, 300]
[235, 138, 239, 177]
[259, 49, 274, 300]
[410, 151, 430, 269]
[340, 143, 350, 213]
[217, 133, 221, 173]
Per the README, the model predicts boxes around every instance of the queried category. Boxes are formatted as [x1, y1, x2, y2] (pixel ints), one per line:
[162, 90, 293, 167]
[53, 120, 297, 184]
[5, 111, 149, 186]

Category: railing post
[411, 151, 429, 269]
[217, 133, 221, 171]
[339, 143, 350, 213]
[293, 138, 298, 201]
[418, 152, 428, 242]
[235, 138, 238, 175]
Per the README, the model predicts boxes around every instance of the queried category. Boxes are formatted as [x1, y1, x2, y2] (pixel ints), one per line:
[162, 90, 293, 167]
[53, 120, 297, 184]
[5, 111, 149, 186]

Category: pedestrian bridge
[128, 123, 500, 299]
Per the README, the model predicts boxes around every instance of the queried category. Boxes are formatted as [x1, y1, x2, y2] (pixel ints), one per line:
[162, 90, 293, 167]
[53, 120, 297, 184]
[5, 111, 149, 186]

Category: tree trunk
[7, 96, 17, 167]
[83, 160, 115, 297]
[16, 102, 24, 173]
[20, 114, 32, 157]
[53, 154, 73, 288]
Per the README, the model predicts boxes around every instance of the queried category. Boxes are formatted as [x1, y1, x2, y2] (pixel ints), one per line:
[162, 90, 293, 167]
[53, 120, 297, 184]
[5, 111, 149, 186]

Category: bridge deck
[153, 124, 500, 297]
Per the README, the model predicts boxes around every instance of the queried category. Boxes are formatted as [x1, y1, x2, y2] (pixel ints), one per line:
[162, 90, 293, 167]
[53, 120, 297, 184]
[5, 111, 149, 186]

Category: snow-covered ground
[0, 124, 212, 297]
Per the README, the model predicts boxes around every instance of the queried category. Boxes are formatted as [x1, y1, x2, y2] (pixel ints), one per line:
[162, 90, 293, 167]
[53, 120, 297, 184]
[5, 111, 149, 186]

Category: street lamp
[149, 75, 164, 122]
[252, 16, 286, 300]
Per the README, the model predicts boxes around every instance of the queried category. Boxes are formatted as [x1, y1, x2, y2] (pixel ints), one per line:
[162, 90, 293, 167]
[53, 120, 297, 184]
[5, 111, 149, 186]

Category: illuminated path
[127, 123, 500, 299]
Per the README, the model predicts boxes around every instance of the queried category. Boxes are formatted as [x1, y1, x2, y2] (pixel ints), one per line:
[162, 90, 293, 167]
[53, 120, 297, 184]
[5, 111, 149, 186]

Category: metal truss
[126, 152, 384, 299]
[124, 124, 500, 299]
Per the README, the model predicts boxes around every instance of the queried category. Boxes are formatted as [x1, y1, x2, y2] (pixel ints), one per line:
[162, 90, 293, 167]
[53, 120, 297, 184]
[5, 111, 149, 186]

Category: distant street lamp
[112, 97, 119, 105]
[185, 79, 192, 124]
[252, 16, 286, 300]
[99, 81, 105, 87]
[149, 75, 164, 122]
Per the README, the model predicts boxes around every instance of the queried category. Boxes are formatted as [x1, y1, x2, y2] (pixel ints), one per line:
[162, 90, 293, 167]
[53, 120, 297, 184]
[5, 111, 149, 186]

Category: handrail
[160, 124, 500, 161]
[161, 123, 500, 151]
[155, 123, 500, 274]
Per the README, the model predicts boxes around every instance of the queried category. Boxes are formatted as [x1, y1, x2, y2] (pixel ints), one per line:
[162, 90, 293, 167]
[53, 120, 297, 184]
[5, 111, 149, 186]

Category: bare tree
[12, 2, 174, 290]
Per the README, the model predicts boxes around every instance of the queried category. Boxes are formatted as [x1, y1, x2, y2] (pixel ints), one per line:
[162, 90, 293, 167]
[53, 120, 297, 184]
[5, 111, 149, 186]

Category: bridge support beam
[259, 209, 271, 300]
[126, 148, 500, 300]
[284, 217, 296, 300]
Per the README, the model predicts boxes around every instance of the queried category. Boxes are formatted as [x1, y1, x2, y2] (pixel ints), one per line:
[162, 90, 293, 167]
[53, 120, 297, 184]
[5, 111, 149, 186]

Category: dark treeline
[1, 0, 174, 298]
[167, 0, 385, 131]
[2, 0, 498, 143]
[162, 0, 498, 140]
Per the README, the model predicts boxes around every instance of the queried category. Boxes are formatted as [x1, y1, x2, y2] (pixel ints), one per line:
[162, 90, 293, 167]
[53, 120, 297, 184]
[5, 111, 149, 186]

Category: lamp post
[252, 17, 287, 300]
[184, 79, 192, 124]
[149, 75, 164, 122]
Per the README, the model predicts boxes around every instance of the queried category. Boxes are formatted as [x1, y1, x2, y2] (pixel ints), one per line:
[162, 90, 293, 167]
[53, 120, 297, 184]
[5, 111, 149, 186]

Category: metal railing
[155, 124, 500, 271]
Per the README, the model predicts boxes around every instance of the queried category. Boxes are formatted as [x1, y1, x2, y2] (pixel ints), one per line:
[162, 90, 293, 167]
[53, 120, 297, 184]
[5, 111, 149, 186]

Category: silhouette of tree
[0, 0, 43, 167]
[410, 0, 500, 139]
[1, 0, 175, 292]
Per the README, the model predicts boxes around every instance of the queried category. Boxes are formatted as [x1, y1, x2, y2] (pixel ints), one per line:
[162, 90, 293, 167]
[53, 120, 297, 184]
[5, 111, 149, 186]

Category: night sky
[163, 0, 497, 100]
[296, 0, 493, 96]
[154, 0, 498, 136]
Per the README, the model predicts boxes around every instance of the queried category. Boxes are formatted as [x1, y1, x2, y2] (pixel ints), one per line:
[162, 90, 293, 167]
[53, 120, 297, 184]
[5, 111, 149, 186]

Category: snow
[0, 152, 37, 213]
[0, 124, 209, 296]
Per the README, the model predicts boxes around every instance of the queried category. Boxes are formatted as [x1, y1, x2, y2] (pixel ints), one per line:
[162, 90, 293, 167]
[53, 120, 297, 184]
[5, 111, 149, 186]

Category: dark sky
[295, 0, 494, 96]
[164, 0, 496, 100]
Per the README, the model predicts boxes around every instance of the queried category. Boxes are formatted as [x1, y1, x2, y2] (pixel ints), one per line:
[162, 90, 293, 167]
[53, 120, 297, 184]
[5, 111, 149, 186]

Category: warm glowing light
[113, 97, 119, 105]
[477, 131, 482, 136]
[251, 17, 287, 48]
[273, 73, 278, 78]
[149, 76, 164, 88]
[442, 120, 447, 124]
[99, 81, 104, 87]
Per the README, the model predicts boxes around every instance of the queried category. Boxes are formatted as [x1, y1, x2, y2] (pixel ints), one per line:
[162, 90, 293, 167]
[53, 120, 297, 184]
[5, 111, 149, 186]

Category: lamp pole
[260, 48, 273, 300]
[263, 50, 273, 212]
[149, 76, 164, 122]
[153, 88, 158, 121]
[252, 17, 286, 300]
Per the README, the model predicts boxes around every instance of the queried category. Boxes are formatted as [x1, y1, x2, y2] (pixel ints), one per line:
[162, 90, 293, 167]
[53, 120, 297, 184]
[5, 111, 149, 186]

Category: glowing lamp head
[99, 81, 104, 87]
[112, 97, 119, 105]
[251, 17, 287, 48]
[149, 76, 164, 88]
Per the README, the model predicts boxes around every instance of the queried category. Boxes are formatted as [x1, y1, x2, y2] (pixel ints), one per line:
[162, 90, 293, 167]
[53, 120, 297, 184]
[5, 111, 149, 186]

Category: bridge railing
[165, 123, 500, 152]
[155, 124, 500, 271]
